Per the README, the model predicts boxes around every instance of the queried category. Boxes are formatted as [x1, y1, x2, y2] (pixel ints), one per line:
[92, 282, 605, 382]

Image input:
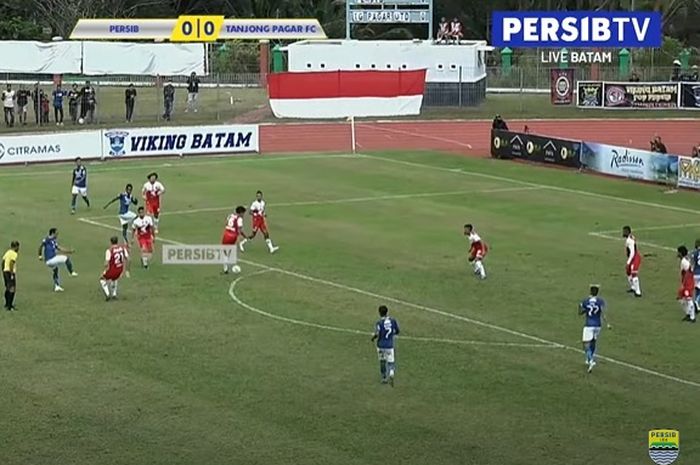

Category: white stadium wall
[283, 40, 493, 106]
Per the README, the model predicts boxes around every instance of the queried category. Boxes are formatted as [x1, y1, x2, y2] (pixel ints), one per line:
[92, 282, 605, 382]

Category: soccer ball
[78, 117, 85, 125]
[231, 265, 241, 274]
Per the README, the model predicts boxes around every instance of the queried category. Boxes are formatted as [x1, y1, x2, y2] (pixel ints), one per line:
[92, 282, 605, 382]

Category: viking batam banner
[578, 81, 686, 109]
[491, 129, 581, 168]
[677, 156, 700, 189]
[550, 68, 574, 105]
[680, 82, 700, 110]
[576, 81, 603, 107]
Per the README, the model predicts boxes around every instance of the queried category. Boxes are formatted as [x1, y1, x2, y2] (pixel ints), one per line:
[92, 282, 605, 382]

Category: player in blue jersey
[70, 157, 91, 214]
[691, 240, 700, 310]
[37, 227, 77, 292]
[103, 183, 138, 243]
[371, 305, 400, 386]
[578, 285, 611, 373]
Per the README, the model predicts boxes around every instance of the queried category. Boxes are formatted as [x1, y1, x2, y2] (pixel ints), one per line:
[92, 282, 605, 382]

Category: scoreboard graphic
[70, 17, 327, 41]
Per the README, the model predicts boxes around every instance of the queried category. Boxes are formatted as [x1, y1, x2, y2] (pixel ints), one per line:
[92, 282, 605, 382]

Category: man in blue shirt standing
[103, 183, 138, 243]
[70, 157, 90, 214]
[37, 228, 77, 292]
[371, 305, 400, 386]
[579, 285, 611, 373]
[52, 84, 65, 125]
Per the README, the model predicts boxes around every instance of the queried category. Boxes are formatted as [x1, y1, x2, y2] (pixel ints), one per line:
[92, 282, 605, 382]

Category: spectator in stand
[437, 17, 449, 43]
[691, 65, 699, 82]
[40, 90, 50, 124]
[2, 84, 16, 127]
[80, 80, 96, 123]
[52, 84, 65, 126]
[492, 114, 508, 130]
[32, 82, 40, 124]
[671, 60, 682, 82]
[449, 17, 463, 44]
[186, 72, 200, 113]
[16, 85, 30, 125]
[125, 83, 137, 122]
[629, 71, 641, 82]
[650, 135, 668, 154]
[68, 84, 80, 124]
[692, 145, 699, 158]
[163, 78, 175, 121]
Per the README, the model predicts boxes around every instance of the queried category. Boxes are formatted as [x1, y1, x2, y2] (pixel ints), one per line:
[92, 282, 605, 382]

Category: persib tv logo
[492, 11, 662, 48]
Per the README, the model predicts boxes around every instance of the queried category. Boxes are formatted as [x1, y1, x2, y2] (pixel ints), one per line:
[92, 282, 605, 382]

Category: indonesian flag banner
[267, 69, 427, 119]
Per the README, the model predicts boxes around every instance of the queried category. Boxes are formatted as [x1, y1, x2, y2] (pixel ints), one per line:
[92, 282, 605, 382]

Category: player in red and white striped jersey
[100, 236, 129, 301]
[239, 190, 279, 254]
[221, 206, 248, 273]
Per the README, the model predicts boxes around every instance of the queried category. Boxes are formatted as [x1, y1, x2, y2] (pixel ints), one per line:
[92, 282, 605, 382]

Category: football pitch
[1, 151, 699, 465]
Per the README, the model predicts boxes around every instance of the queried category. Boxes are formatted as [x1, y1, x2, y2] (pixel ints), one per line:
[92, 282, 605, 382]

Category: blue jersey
[580, 296, 605, 328]
[375, 316, 400, 349]
[118, 192, 134, 214]
[52, 89, 65, 107]
[73, 166, 87, 188]
[42, 236, 58, 261]
[692, 249, 700, 276]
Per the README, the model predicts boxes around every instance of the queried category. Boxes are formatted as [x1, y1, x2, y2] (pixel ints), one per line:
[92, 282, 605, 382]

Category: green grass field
[1, 151, 699, 465]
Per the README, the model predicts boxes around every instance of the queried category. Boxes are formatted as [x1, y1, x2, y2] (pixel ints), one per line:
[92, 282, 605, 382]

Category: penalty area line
[229, 270, 558, 349]
[588, 232, 676, 252]
[76, 217, 700, 390]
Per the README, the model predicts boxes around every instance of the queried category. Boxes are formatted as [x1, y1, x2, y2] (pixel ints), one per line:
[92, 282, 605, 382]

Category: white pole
[350, 116, 357, 154]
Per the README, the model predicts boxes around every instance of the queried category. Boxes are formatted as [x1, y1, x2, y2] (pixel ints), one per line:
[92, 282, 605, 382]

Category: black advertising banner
[680, 82, 700, 109]
[550, 68, 574, 105]
[491, 129, 581, 168]
[577, 81, 603, 107]
[603, 82, 678, 108]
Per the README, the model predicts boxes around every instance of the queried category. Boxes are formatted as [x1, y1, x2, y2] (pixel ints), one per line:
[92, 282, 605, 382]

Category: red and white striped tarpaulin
[267, 69, 427, 119]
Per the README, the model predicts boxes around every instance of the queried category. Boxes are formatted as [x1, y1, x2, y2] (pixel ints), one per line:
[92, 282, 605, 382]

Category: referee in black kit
[3, 241, 19, 311]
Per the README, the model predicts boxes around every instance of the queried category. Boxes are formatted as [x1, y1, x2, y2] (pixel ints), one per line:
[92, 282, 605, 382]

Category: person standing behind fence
[16, 85, 30, 125]
[125, 83, 137, 122]
[40, 90, 50, 124]
[32, 82, 40, 124]
[52, 84, 65, 126]
[68, 84, 80, 124]
[80, 81, 96, 123]
[163, 79, 175, 121]
[185, 72, 200, 113]
[2, 84, 16, 127]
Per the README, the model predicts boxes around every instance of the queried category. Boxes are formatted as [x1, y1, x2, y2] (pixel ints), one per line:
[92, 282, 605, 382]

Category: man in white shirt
[2, 84, 16, 127]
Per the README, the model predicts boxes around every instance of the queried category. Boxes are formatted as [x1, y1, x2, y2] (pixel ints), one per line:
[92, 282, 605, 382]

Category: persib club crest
[648, 429, 679, 465]
[105, 131, 129, 157]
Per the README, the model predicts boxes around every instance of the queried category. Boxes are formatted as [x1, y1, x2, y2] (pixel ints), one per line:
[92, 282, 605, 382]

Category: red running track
[260, 119, 699, 156]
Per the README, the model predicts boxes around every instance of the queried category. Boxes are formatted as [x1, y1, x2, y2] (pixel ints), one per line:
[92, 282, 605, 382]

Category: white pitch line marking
[84, 186, 544, 220]
[77, 217, 700, 389]
[362, 123, 475, 149]
[593, 223, 700, 235]
[588, 232, 676, 252]
[229, 270, 558, 349]
[363, 154, 700, 216]
[0, 153, 357, 178]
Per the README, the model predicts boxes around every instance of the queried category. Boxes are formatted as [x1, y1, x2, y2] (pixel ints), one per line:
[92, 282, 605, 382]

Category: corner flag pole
[350, 116, 357, 154]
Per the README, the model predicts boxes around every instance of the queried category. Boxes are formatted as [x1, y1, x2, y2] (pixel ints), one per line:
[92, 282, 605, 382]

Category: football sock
[141, 256, 147, 267]
[111, 281, 118, 297]
[66, 258, 74, 274]
[121, 225, 129, 243]
[590, 339, 597, 358]
[83, 196, 90, 207]
[265, 238, 274, 252]
[154, 217, 159, 229]
[475, 260, 486, 279]
[632, 277, 641, 295]
[239, 238, 248, 248]
[99, 279, 110, 297]
[379, 360, 387, 379]
[70, 195, 77, 210]
[585, 346, 593, 363]
[387, 362, 396, 376]
[4, 290, 10, 308]
[52, 268, 60, 286]
[8, 290, 15, 308]
[686, 300, 696, 320]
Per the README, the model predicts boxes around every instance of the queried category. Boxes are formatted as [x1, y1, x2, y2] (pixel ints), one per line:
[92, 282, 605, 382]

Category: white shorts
[46, 255, 68, 268]
[582, 326, 601, 343]
[377, 348, 395, 363]
[119, 211, 137, 225]
[71, 186, 88, 196]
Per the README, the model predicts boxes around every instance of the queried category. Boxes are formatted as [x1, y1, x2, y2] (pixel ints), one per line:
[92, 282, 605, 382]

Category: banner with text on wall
[491, 129, 581, 168]
[580, 141, 679, 184]
[577, 81, 689, 109]
[677, 156, 700, 189]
